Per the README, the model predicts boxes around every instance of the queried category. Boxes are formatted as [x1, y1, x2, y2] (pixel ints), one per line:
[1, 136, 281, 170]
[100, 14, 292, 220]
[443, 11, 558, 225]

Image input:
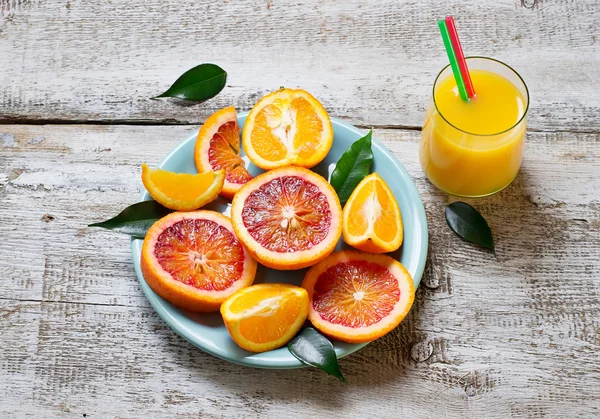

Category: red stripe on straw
[445, 16, 476, 98]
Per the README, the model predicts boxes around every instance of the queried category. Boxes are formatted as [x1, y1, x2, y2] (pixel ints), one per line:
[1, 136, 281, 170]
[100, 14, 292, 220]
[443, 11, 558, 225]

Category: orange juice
[420, 58, 529, 197]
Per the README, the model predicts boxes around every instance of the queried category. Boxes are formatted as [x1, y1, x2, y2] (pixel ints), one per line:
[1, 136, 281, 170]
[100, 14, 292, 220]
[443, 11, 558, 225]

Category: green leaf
[288, 327, 346, 383]
[330, 130, 373, 206]
[88, 200, 173, 238]
[445, 201, 494, 250]
[152, 63, 227, 101]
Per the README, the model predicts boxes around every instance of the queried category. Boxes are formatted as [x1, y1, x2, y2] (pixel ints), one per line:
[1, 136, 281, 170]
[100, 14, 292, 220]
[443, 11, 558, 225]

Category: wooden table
[1, 1, 599, 417]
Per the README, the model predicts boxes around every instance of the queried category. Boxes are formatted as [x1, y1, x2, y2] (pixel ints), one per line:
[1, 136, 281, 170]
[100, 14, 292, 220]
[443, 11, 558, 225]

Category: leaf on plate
[330, 130, 374, 206]
[288, 327, 347, 383]
[152, 63, 227, 102]
[445, 201, 494, 250]
[88, 200, 173, 238]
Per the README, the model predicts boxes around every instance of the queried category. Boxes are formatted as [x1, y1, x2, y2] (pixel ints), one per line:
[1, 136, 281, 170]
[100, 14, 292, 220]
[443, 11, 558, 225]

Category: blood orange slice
[194, 106, 253, 199]
[230, 166, 342, 270]
[302, 250, 415, 343]
[141, 211, 257, 312]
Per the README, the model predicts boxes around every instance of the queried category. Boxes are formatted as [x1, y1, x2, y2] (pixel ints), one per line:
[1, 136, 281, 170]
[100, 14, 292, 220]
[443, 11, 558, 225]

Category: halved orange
[141, 211, 257, 312]
[302, 250, 415, 344]
[242, 88, 333, 170]
[141, 164, 224, 211]
[230, 166, 342, 270]
[194, 106, 253, 199]
[342, 172, 403, 253]
[220, 283, 308, 353]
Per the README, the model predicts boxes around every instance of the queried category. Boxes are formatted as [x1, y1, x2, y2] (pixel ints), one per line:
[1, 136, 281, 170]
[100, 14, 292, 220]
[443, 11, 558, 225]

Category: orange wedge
[242, 88, 333, 170]
[141, 164, 224, 211]
[194, 106, 253, 199]
[220, 283, 309, 353]
[342, 172, 403, 253]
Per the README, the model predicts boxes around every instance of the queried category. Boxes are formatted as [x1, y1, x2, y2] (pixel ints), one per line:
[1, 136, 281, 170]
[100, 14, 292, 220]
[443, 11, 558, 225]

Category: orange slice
[342, 172, 403, 253]
[194, 106, 253, 199]
[141, 164, 224, 211]
[220, 283, 308, 352]
[302, 250, 415, 344]
[230, 166, 342, 270]
[242, 88, 333, 170]
[141, 211, 257, 312]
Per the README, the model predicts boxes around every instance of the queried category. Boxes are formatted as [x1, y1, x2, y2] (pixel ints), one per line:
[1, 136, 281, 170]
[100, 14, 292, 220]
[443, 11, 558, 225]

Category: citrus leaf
[445, 201, 494, 250]
[330, 130, 373, 206]
[288, 327, 346, 383]
[88, 200, 173, 238]
[152, 63, 227, 101]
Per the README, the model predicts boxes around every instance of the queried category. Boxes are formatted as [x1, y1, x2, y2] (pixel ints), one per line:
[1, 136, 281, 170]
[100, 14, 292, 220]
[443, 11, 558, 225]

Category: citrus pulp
[230, 166, 342, 270]
[242, 88, 333, 170]
[220, 283, 308, 353]
[141, 211, 257, 312]
[141, 164, 224, 211]
[194, 106, 253, 199]
[302, 250, 414, 343]
[342, 172, 403, 253]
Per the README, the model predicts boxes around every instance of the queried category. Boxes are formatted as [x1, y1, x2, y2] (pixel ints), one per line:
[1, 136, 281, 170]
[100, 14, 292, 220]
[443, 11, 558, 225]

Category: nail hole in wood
[41, 214, 55, 223]
[410, 341, 434, 363]
[521, 0, 537, 9]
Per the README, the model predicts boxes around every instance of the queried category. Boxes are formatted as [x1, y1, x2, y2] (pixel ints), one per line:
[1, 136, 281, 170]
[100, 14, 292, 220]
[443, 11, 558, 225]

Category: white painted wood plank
[0, 124, 599, 417]
[1, 0, 599, 130]
[2, 297, 598, 418]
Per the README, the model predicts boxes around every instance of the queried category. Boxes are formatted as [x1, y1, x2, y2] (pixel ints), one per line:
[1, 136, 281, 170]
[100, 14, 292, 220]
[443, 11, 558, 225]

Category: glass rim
[432, 56, 530, 137]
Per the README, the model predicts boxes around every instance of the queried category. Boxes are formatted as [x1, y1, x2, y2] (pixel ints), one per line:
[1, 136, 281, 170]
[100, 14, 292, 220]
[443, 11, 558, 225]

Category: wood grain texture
[1, 0, 600, 131]
[1, 124, 599, 418]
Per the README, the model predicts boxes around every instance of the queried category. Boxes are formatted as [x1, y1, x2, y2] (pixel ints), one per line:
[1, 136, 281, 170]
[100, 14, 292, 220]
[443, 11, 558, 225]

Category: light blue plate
[131, 113, 428, 368]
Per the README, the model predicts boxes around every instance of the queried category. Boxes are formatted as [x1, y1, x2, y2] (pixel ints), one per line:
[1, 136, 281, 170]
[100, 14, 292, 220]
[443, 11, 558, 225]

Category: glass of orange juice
[420, 57, 529, 197]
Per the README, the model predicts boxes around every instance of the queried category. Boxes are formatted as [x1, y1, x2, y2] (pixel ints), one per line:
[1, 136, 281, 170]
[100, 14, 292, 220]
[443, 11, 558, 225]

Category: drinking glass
[419, 57, 530, 197]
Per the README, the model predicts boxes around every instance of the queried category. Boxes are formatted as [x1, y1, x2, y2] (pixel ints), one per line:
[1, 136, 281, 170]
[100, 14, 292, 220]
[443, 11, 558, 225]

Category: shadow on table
[157, 170, 553, 406]
[158, 282, 433, 410]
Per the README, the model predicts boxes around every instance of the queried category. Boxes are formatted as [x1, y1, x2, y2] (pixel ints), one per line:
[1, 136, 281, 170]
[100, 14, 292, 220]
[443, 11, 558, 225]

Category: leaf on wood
[152, 63, 227, 102]
[445, 201, 494, 250]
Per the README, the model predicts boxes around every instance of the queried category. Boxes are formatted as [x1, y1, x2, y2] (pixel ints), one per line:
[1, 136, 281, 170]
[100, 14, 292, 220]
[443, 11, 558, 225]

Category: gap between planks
[0, 119, 599, 135]
[0, 296, 137, 309]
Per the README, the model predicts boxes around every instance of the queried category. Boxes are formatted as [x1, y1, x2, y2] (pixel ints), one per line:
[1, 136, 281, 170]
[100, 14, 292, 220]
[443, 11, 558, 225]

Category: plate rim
[130, 113, 429, 369]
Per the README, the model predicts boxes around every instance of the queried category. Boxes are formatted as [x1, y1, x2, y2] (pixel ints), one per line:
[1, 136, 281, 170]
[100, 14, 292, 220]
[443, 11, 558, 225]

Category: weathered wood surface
[2, 0, 600, 417]
[1, 125, 599, 418]
[1, 0, 600, 131]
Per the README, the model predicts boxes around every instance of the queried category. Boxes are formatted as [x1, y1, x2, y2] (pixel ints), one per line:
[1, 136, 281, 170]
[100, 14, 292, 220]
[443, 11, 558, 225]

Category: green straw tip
[437, 17, 470, 102]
